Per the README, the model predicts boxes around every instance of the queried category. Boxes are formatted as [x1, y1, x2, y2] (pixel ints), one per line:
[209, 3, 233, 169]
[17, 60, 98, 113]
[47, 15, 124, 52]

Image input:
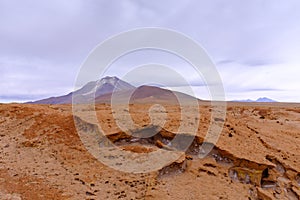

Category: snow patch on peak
[97, 76, 119, 87]
[74, 76, 135, 98]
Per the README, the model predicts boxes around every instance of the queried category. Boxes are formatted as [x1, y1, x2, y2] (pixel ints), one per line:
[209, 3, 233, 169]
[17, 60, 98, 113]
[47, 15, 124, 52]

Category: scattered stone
[159, 154, 187, 177]
[256, 187, 274, 200]
[229, 167, 264, 186]
[214, 117, 225, 122]
[86, 191, 95, 196]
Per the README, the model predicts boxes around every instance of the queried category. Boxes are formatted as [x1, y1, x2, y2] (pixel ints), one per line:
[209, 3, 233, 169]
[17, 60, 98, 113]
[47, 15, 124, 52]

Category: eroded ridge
[74, 114, 300, 199]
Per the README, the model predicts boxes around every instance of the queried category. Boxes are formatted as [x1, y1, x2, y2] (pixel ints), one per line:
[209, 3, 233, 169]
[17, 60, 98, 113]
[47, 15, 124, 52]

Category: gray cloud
[0, 0, 300, 102]
[245, 88, 282, 92]
[240, 59, 282, 67]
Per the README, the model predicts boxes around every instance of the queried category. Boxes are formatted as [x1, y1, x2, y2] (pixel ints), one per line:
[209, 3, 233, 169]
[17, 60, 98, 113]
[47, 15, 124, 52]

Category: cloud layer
[1, 0, 300, 102]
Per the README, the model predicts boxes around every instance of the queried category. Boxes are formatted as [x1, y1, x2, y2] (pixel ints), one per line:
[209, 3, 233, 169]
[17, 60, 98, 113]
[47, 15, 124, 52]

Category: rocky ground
[0, 102, 299, 199]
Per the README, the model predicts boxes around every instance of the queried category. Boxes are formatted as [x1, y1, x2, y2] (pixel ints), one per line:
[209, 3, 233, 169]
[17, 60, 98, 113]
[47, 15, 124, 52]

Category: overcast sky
[1, 0, 300, 102]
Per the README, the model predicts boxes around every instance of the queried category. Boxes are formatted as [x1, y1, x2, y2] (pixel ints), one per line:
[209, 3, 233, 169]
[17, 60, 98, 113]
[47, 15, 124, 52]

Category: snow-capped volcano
[31, 76, 135, 104]
[30, 76, 199, 104]
[76, 76, 135, 97]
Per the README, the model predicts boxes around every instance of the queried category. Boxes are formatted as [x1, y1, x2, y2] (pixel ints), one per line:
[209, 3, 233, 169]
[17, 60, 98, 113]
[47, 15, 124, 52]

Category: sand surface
[0, 102, 299, 199]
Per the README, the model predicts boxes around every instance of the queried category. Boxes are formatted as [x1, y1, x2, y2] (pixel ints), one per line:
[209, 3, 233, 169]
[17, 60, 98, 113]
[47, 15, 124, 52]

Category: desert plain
[0, 102, 299, 200]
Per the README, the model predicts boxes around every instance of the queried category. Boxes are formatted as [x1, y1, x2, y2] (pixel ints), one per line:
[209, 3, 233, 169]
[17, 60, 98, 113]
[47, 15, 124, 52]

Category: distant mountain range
[29, 76, 198, 104]
[232, 97, 277, 103]
[29, 76, 279, 104]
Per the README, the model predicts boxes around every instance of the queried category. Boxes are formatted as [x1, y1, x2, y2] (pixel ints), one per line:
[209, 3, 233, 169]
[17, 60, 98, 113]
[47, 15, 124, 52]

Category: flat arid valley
[0, 77, 299, 199]
[2, 1, 300, 199]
